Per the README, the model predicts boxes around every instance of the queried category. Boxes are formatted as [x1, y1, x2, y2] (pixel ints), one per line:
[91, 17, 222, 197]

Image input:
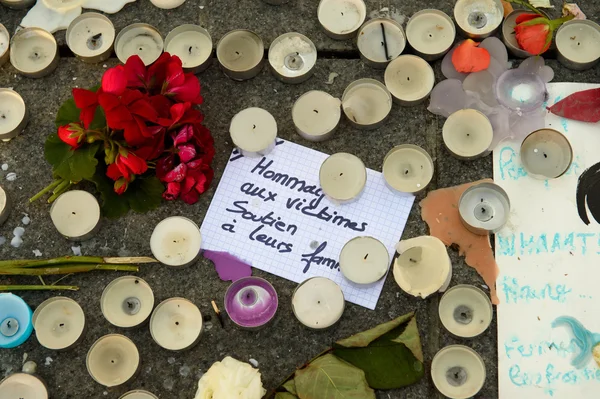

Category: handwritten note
[494, 83, 600, 397]
[200, 139, 414, 309]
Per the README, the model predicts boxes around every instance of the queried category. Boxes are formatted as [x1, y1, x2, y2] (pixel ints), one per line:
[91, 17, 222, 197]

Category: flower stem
[0, 285, 79, 291]
[29, 179, 63, 203]
[506, 0, 544, 15]
[0, 256, 105, 269]
[47, 180, 73, 203]
[0, 264, 139, 275]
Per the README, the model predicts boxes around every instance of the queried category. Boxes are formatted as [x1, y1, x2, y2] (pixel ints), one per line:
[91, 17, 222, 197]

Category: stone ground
[0, 1, 599, 398]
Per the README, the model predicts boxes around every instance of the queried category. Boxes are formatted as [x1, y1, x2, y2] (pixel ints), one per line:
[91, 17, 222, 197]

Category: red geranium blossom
[72, 88, 99, 129]
[58, 123, 85, 149]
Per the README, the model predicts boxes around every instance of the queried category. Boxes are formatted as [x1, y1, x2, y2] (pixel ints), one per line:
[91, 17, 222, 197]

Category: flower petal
[451, 39, 491, 73]
[178, 144, 196, 163]
[101, 65, 128, 95]
[164, 163, 188, 183]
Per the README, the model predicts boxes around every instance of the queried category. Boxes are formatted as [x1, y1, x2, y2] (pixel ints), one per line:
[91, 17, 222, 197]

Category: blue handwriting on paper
[505, 337, 582, 359]
[496, 232, 600, 257]
[500, 276, 572, 304]
[508, 363, 600, 396]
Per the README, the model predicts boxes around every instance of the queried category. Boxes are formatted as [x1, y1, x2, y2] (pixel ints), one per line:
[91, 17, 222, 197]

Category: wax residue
[420, 179, 499, 303]
[552, 316, 600, 369]
[203, 250, 252, 282]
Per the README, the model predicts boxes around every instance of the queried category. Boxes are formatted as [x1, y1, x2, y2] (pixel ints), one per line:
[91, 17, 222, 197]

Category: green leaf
[55, 98, 80, 128]
[88, 106, 106, 130]
[275, 393, 298, 399]
[282, 380, 297, 395]
[90, 170, 164, 219]
[332, 313, 424, 389]
[44, 135, 100, 182]
[294, 354, 375, 399]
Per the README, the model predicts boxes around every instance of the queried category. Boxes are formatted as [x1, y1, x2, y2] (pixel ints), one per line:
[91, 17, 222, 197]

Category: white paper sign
[495, 83, 600, 397]
[201, 139, 415, 309]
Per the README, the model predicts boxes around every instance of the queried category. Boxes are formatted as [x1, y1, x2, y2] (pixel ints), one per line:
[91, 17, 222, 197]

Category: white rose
[194, 356, 266, 399]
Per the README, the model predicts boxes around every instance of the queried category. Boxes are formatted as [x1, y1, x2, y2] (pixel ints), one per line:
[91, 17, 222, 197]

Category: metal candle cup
[224, 277, 278, 330]
[0, 0, 35, 9]
[439, 285, 493, 338]
[120, 390, 159, 399]
[86, 334, 140, 387]
[149, 297, 203, 350]
[0, 89, 29, 140]
[66, 13, 115, 64]
[50, 190, 101, 241]
[454, 0, 504, 40]
[115, 23, 163, 66]
[357, 18, 405, 68]
[382, 144, 434, 193]
[10, 27, 59, 78]
[520, 128, 573, 180]
[150, 216, 202, 267]
[0, 293, 33, 349]
[164, 25, 213, 73]
[268, 32, 317, 84]
[101, 276, 155, 328]
[149, 0, 185, 8]
[431, 345, 486, 399]
[342, 78, 392, 129]
[318, 0, 366, 40]
[406, 9, 455, 61]
[442, 109, 493, 160]
[319, 152, 367, 203]
[458, 182, 510, 235]
[502, 10, 535, 59]
[0, 371, 48, 399]
[339, 236, 390, 284]
[556, 19, 600, 71]
[217, 29, 264, 81]
[229, 107, 277, 157]
[0, 24, 9, 67]
[292, 277, 345, 329]
[292, 90, 341, 142]
[384, 55, 435, 106]
[32, 296, 85, 350]
[0, 185, 10, 226]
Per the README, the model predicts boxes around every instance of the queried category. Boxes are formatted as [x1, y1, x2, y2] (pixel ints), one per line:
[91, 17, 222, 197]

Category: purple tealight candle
[224, 277, 278, 329]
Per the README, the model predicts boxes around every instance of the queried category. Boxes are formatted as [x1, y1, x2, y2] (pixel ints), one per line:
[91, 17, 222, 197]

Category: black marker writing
[249, 225, 293, 253]
[287, 195, 368, 232]
[251, 158, 322, 198]
[226, 201, 298, 235]
[240, 182, 277, 202]
[300, 242, 339, 273]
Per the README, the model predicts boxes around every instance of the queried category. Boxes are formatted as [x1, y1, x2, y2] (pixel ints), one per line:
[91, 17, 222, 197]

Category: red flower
[178, 144, 196, 163]
[107, 151, 148, 182]
[163, 182, 181, 200]
[451, 40, 490, 73]
[72, 88, 98, 129]
[514, 15, 574, 55]
[114, 178, 129, 195]
[58, 123, 85, 149]
[163, 56, 203, 104]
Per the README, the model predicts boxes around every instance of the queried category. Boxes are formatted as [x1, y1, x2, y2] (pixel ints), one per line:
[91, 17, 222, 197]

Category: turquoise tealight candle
[0, 293, 33, 349]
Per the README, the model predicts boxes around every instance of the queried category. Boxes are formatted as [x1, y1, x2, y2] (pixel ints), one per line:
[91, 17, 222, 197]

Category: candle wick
[252, 124, 256, 129]
[313, 109, 319, 114]
[364, 253, 369, 260]
[6, 320, 10, 328]
[339, 172, 343, 176]
[380, 23, 390, 61]
[409, 258, 417, 263]
[189, 46, 193, 54]
[127, 301, 134, 308]
[543, 153, 548, 159]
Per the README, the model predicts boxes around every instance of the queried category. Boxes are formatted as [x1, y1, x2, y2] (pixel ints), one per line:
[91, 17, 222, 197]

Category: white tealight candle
[268, 32, 317, 84]
[0, 89, 29, 140]
[357, 18, 406, 68]
[101, 276, 155, 328]
[556, 20, 600, 71]
[150, 216, 202, 267]
[0, 372, 48, 398]
[229, 107, 277, 157]
[439, 284, 493, 338]
[342, 78, 392, 129]
[458, 182, 510, 235]
[150, 297, 203, 351]
[120, 390, 159, 399]
[0, 0, 35, 8]
[10, 27, 59, 78]
[149, 0, 185, 9]
[384, 55, 435, 106]
[406, 9, 455, 61]
[217, 30, 264, 81]
[454, 0, 504, 39]
[0, 24, 9, 67]
[66, 13, 115, 64]
[32, 296, 85, 350]
[318, 0, 367, 40]
[340, 236, 390, 284]
[164, 25, 213, 73]
[431, 345, 486, 399]
[292, 277, 345, 329]
[86, 334, 140, 387]
[115, 23, 163, 66]
[520, 128, 573, 179]
[394, 236, 452, 298]
[0, 185, 10, 226]
[292, 91, 341, 142]
[319, 152, 367, 203]
[383, 144, 434, 193]
[442, 109, 493, 160]
[50, 190, 101, 241]
[502, 10, 534, 58]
